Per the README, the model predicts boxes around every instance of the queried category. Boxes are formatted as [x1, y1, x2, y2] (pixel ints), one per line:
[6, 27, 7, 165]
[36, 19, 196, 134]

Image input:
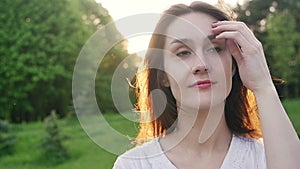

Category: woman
[113, 1, 300, 169]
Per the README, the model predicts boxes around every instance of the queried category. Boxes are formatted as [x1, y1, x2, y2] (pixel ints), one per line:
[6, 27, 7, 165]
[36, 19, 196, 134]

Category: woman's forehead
[164, 12, 217, 41]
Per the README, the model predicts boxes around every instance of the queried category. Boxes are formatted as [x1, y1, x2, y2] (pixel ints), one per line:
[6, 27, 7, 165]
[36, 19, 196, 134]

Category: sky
[96, 0, 245, 55]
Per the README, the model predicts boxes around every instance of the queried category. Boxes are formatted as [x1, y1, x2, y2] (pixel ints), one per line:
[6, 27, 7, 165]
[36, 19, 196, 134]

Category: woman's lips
[190, 80, 215, 89]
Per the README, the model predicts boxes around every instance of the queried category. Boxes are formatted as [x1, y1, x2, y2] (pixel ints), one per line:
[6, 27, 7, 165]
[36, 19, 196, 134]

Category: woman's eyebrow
[169, 35, 222, 47]
[169, 38, 192, 45]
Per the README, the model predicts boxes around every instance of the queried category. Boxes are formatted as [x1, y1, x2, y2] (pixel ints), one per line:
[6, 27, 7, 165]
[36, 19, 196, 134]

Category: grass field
[282, 98, 300, 135]
[0, 98, 299, 169]
[0, 113, 139, 169]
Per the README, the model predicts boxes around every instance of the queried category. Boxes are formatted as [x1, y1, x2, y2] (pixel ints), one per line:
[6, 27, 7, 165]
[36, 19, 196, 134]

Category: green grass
[0, 98, 299, 169]
[0, 112, 139, 169]
[282, 98, 300, 135]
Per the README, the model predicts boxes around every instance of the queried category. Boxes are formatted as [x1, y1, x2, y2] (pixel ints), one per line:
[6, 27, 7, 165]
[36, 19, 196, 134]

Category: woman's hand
[211, 21, 274, 93]
[212, 21, 300, 169]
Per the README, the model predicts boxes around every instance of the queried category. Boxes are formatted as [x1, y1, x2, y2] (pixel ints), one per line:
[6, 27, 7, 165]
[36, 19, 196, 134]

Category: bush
[40, 110, 69, 163]
[0, 119, 16, 156]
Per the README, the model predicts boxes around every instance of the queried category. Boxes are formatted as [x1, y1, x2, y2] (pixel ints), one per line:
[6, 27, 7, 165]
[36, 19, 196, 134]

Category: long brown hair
[135, 1, 261, 144]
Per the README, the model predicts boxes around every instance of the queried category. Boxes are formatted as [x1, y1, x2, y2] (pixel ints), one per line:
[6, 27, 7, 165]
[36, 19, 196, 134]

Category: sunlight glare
[126, 35, 151, 55]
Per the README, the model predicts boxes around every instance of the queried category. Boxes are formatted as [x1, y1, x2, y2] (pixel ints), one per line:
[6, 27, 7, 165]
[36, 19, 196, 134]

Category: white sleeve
[113, 154, 146, 169]
[112, 156, 133, 169]
[112, 138, 167, 169]
[255, 138, 267, 169]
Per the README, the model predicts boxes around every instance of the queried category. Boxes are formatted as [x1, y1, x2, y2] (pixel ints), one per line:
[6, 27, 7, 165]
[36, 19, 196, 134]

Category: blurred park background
[0, 0, 299, 168]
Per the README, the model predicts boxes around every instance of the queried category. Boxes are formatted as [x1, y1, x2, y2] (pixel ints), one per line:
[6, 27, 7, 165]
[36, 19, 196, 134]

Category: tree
[0, 120, 16, 156]
[265, 11, 300, 97]
[0, 0, 132, 122]
[40, 110, 69, 163]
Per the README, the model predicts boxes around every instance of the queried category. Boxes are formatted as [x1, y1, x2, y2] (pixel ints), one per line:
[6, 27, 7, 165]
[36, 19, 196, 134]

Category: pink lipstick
[194, 80, 213, 89]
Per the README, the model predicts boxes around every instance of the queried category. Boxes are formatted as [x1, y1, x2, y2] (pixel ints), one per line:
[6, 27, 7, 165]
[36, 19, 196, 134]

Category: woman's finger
[226, 39, 243, 64]
[215, 30, 253, 54]
[212, 22, 256, 43]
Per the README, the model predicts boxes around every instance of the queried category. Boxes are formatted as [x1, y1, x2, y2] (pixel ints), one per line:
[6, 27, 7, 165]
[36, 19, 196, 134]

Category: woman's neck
[161, 102, 232, 155]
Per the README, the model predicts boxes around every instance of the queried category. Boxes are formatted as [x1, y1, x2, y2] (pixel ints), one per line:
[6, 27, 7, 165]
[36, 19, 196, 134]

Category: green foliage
[1, 0, 73, 122]
[0, 120, 16, 156]
[265, 11, 300, 84]
[282, 98, 300, 137]
[0, 0, 133, 122]
[40, 111, 69, 163]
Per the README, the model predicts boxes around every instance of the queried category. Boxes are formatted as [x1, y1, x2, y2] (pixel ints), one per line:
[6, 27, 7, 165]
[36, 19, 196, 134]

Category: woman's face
[162, 12, 234, 112]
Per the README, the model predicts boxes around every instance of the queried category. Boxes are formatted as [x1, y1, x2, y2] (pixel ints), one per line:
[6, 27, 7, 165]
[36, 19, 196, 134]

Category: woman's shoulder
[222, 134, 266, 169]
[113, 137, 173, 169]
[119, 137, 161, 158]
[233, 134, 264, 152]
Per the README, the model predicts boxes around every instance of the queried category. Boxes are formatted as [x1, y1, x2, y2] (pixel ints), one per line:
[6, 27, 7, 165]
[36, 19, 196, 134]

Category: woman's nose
[191, 59, 209, 74]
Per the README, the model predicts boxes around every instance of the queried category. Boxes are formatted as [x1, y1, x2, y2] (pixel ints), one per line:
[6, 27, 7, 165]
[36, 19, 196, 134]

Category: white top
[113, 135, 266, 169]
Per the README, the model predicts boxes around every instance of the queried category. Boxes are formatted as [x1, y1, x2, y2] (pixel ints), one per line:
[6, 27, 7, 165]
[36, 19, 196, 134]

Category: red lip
[191, 80, 214, 89]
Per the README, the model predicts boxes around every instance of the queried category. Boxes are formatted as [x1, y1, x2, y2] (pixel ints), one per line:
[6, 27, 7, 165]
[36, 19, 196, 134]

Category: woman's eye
[176, 50, 191, 57]
[206, 47, 222, 54]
